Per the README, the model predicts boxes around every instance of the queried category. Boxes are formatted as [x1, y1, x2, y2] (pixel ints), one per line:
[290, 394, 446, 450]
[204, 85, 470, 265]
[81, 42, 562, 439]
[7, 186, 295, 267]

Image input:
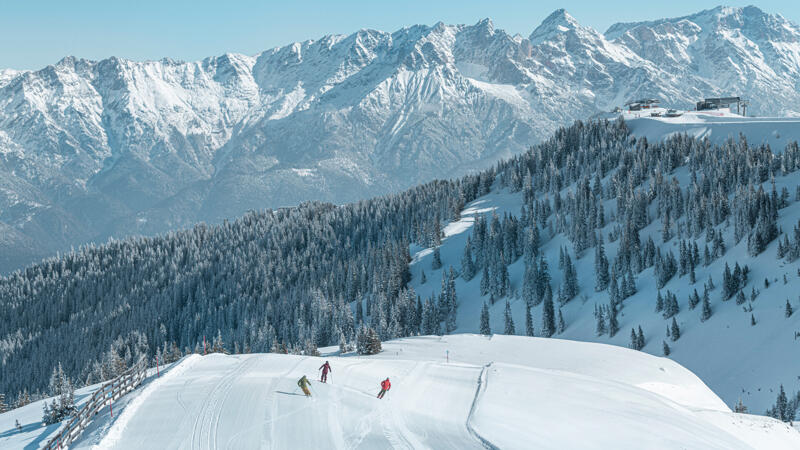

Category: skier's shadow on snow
[275, 391, 307, 397]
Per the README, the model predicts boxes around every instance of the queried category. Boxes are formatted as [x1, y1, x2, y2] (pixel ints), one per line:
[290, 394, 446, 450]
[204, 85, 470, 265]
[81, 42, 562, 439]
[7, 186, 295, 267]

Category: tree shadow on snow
[22, 422, 61, 450]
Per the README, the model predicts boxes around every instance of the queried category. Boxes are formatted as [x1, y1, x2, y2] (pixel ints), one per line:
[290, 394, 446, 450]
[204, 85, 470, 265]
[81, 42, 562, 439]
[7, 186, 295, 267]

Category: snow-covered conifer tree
[480, 302, 491, 336]
[431, 247, 442, 270]
[670, 318, 680, 341]
[594, 235, 610, 291]
[504, 301, 515, 335]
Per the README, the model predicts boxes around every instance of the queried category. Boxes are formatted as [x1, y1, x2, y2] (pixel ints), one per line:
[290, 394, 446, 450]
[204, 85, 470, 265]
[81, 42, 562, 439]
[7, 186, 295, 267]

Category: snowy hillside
[2, 335, 798, 449]
[408, 156, 800, 415]
[3, 5, 800, 272]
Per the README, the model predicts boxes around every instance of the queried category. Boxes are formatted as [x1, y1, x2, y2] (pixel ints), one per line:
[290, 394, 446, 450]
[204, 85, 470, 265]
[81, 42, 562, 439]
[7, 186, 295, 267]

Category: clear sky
[2, 1, 798, 70]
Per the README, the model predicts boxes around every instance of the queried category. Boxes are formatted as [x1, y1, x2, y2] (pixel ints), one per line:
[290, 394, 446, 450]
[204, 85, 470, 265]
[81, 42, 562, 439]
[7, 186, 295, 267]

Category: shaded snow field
[2, 335, 798, 449]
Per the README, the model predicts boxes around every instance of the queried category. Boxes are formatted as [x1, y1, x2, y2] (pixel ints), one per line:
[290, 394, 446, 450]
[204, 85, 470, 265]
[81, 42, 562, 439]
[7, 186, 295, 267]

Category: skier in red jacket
[319, 361, 332, 383]
[377, 378, 391, 399]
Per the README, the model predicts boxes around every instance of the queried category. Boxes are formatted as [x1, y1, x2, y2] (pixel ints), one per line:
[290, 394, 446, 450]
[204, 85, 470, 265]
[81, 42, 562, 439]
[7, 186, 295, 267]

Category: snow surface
[0, 364, 177, 449]
[623, 108, 800, 148]
[2, 335, 797, 449]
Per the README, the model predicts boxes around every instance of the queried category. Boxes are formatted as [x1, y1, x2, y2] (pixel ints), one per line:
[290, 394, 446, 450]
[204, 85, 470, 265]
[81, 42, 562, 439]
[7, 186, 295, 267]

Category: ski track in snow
[91, 354, 201, 449]
[225, 355, 308, 449]
[380, 361, 426, 449]
[466, 363, 499, 450]
[189, 356, 257, 450]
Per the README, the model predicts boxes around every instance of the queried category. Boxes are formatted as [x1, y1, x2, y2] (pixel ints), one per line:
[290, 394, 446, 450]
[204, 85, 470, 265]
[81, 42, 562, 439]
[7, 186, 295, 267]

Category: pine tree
[560, 253, 579, 303]
[769, 385, 790, 422]
[637, 326, 645, 350]
[42, 363, 75, 424]
[688, 289, 700, 310]
[557, 309, 565, 334]
[480, 265, 490, 296]
[479, 302, 491, 336]
[360, 327, 382, 355]
[461, 239, 475, 280]
[522, 263, 537, 306]
[608, 302, 619, 337]
[503, 301, 516, 335]
[594, 235, 610, 291]
[663, 340, 671, 356]
[595, 307, 606, 336]
[420, 270, 427, 284]
[608, 276, 620, 306]
[750, 314, 756, 326]
[734, 398, 748, 413]
[655, 291, 664, 312]
[786, 299, 794, 318]
[623, 270, 637, 299]
[431, 247, 442, 270]
[525, 305, 534, 337]
[42, 400, 55, 425]
[670, 318, 680, 341]
[421, 299, 439, 335]
[629, 329, 639, 350]
[0, 393, 6, 413]
[445, 268, 458, 333]
[211, 329, 227, 354]
[722, 263, 734, 300]
[542, 295, 556, 338]
[701, 293, 712, 322]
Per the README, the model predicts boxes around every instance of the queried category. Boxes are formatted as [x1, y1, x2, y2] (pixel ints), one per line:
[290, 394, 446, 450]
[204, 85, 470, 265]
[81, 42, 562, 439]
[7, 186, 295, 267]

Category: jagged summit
[604, 4, 795, 39]
[529, 9, 583, 44]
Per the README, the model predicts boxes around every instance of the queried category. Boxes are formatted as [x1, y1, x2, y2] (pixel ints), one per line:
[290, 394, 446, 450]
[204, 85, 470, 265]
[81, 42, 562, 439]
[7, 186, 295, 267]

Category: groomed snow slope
[1, 335, 793, 449]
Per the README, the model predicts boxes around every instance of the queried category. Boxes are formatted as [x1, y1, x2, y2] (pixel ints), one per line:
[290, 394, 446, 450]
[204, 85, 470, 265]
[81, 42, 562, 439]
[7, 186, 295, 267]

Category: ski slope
[3, 335, 797, 449]
[623, 108, 800, 148]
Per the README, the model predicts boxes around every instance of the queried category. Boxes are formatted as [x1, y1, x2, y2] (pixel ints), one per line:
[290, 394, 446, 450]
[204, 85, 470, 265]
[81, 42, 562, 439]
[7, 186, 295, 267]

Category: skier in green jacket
[298, 375, 312, 397]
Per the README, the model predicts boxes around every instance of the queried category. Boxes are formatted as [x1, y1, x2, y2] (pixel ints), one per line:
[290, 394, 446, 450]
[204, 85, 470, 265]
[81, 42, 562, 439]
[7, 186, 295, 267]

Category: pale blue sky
[1, 1, 798, 70]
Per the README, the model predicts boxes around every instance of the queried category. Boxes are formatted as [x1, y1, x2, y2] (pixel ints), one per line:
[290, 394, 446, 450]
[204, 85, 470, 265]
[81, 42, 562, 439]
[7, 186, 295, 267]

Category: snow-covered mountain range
[2, 5, 800, 273]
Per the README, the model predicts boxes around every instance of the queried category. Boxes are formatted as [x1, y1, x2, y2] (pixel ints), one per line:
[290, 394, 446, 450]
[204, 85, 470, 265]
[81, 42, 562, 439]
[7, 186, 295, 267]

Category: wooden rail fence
[42, 357, 148, 450]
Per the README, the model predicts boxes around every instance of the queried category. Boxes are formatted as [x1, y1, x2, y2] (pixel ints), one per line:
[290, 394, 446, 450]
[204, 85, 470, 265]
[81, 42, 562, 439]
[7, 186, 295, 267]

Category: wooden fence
[42, 357, 149, 450]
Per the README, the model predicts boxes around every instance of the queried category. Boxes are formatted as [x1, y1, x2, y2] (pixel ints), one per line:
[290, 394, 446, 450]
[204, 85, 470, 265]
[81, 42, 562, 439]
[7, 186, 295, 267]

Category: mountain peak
[529, 9, 582, 44]
[604, 4, 795, 40]
[476, 17, 494, 32]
